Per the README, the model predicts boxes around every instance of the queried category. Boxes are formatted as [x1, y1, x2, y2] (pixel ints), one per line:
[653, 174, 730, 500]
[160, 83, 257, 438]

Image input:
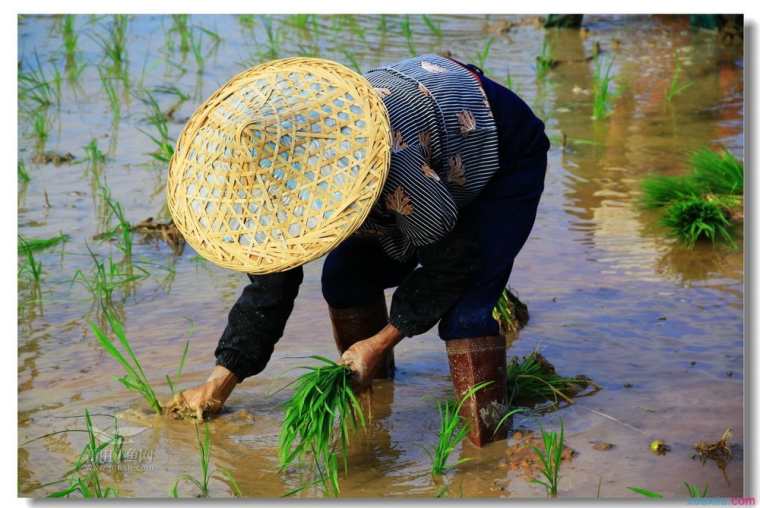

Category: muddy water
[18, 14, 743, 498]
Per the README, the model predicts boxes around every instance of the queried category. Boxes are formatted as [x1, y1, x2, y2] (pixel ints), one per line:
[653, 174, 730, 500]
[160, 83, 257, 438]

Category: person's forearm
[389, 219, 480, 338]
[214, 267, 303, 380]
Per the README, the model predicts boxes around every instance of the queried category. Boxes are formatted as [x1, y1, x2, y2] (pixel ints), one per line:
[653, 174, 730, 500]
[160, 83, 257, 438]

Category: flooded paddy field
[17, 14, 743, 498]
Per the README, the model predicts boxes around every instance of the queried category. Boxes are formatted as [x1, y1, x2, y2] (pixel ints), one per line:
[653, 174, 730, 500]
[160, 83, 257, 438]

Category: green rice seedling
[98, 66, 121, 120]
[535, 39, 554, 81]
[591, 56, 615, 120]
[48, 410, 118, 498]
[661, 197, 734, 248]
[505, 69, 514, 90]
[474, 37, 495, 76]
[17, 233, 69, 255]
[377, 14, 388, 34]
[153, 84, 190, 118]
[92, 311, 162, 414]
[172, 423, 242, 497]
[92, 15, 129, 80]
[189, 28, 208, 73]
[665, 56, 693, 102]
[401, 15, 416, 56]
[18, 160, 30, 183]
[83, 138, 107, 169]
[339, 15, 367, 42]
[136, 88, 175, 162]
[684, 482, 709, 497]
[279, 355, 365, 496]
[171, 14, 192, 54]
[18, 235, 43, 285]
[98, 183, 133, 258]
[62, 15, 78, 64]
[689, 148, 743, 196]
[506, 351, 594, 409]
[627, 486, 663, 498]
[531, 420, 565, 498]
[32, 109, 49, 150]
[492, 287, 529, 335]
[288, 14, 312, 30]
[427, 381, 492, 476]
[166, 340, 190, 396]
[422, 15, 442, 37]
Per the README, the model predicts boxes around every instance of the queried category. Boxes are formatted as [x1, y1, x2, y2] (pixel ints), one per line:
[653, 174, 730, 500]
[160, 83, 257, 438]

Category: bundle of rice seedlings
[492, 287, 529, 335]
[279, 355, 365, 496]
[507, 352, 595, 409]
[640, 147, 743, 247]
[661, 197, 734, 248]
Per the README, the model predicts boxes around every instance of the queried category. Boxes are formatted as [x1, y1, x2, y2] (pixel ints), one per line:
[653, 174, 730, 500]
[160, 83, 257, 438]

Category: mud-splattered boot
[446, 335, 508, 447]
[328, 295, 395, 379]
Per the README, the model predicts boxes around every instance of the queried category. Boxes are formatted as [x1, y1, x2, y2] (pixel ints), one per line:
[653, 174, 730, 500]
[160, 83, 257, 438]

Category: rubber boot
[328, 296, 395, 379]
[446, 335, 508, 447]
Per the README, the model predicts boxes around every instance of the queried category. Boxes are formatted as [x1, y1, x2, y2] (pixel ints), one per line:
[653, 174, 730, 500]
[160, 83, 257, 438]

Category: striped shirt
[354, 54, 502, 261]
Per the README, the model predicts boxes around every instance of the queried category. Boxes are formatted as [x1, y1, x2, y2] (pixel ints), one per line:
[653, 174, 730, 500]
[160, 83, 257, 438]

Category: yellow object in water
[649, 439, 669, 455]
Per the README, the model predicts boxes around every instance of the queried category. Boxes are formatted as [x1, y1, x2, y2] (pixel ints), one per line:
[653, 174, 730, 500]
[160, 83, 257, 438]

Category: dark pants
[322, 70, 549, 340]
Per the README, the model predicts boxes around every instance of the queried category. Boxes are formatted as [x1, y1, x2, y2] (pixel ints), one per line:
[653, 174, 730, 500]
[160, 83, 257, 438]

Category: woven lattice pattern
[167, 57, 392, 273]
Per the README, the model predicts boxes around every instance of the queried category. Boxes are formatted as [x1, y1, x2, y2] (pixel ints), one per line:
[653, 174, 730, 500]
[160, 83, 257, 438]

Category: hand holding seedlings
[338, 323, 403, 389]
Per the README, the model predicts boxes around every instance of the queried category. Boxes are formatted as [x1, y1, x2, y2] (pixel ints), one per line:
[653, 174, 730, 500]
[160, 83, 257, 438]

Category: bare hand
[165, 366, 239, 420]
[339, 324, 403, 390]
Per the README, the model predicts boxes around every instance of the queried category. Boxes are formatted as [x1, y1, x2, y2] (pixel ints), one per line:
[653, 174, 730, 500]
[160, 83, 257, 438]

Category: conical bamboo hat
[167, 57, 392, 273]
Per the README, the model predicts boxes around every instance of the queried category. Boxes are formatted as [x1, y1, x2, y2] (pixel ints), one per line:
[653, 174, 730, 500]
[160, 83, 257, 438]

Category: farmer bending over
[165, 54, 549, 446]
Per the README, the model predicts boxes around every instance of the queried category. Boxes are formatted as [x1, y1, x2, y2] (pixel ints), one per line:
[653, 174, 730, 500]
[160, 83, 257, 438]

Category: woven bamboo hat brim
[167, 57, 392, 273]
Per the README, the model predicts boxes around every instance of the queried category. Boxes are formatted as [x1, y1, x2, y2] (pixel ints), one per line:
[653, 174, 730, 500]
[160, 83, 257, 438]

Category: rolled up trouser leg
[328, 295, 395, 379]
[446, 335, 507, 447]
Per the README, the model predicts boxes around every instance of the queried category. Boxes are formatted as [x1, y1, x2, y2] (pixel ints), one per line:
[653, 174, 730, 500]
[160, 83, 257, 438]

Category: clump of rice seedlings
[238, 14, 256, 30]
[641, 148, 743, 246]
[92, 15, 129, 81]
[377, 14, 388, 34]
[136, 88, 175, 162]
[48, 410, 118, 498]
[492, 287, 529, 335]
[166, 340, 190, 396]
[507, 351, 595, 409]
[72, 247, 148, 312]
[531, 420, 565, 498]
[401, 15, 416, 56]
[92, 311, 162, 414]
[661, 197, 734, 247]
[288, 14, 312, 31]
[17, 233, 69, 255]
[172, 423, 242, 497]
[422, 15, 442, 37]
[18, 235, 43, 285]
[18, 160, 30, 183]
[260, 16, 282, 60]
[591, 56, 615, 120]
[98, 66, 121, 121]
[665, 56, 693, 102]
[535, 39, 555, 81]
[684, 482, 709, 497]
[428, 381, 497, 476]
[338, 15, 367, 42]
[18, 52, 58, 111]
[474, 37, 495, 76]
[279, 355, 365, 496]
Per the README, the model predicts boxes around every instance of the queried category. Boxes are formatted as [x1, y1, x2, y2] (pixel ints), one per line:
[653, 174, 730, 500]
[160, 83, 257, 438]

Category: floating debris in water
[132, 217, 185, 255]
[649, 439, 670, 455]
[693, 427, 733, 466]
[591, 441, 614, 451]
[32, 151, 76, 165]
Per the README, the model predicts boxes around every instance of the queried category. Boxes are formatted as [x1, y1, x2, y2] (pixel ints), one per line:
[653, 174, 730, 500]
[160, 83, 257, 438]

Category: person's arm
[215, 267, 304, 380]
[166, 267, 303, 419]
